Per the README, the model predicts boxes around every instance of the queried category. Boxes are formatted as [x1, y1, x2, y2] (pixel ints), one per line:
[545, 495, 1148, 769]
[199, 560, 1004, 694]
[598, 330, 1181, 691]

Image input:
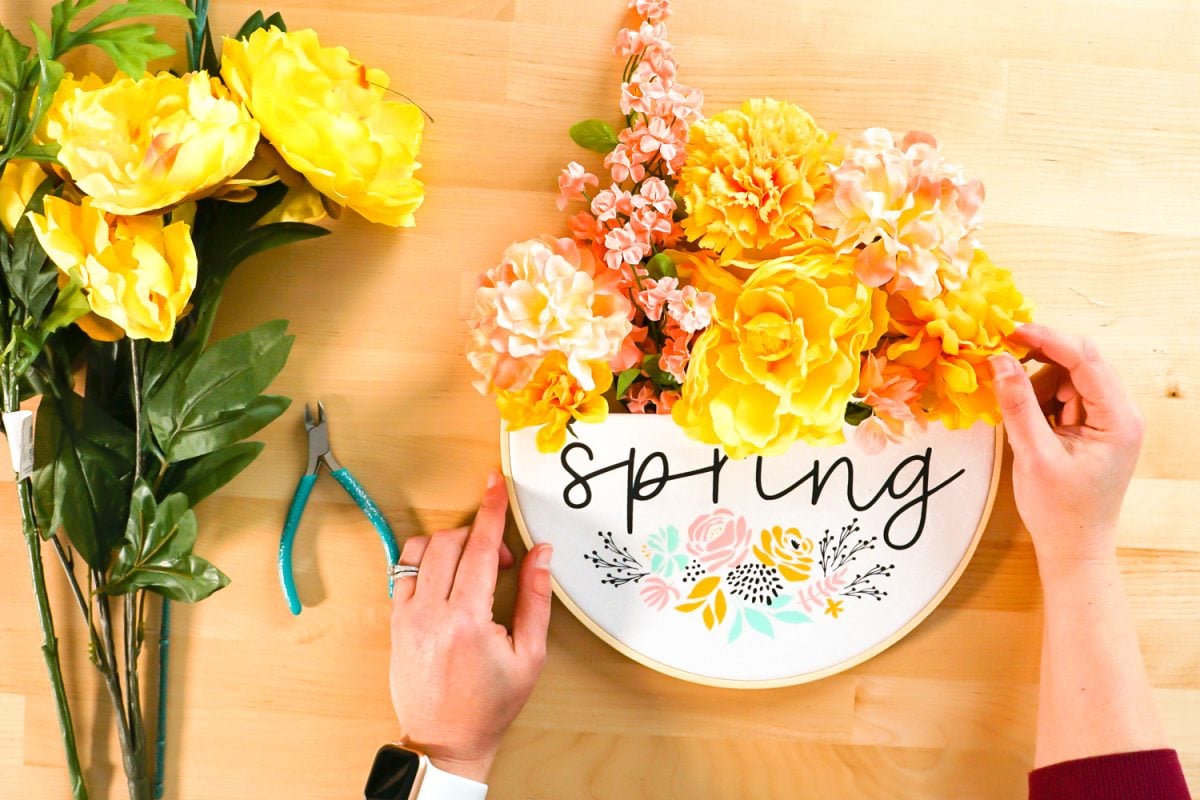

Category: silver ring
[389, 563, 420, 580]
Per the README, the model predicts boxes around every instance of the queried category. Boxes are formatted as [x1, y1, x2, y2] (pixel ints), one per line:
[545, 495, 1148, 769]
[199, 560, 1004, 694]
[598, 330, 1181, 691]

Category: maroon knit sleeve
[1029, 749, 1192, 800]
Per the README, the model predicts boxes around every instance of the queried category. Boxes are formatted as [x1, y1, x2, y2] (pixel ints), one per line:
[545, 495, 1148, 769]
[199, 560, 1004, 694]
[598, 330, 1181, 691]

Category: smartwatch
[365, 744, 489, 800]
[365, 745, 425, 800]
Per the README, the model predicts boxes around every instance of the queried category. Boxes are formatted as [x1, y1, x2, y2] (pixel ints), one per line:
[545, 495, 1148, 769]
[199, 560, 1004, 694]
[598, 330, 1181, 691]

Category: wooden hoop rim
[500, 421, 1005, 690]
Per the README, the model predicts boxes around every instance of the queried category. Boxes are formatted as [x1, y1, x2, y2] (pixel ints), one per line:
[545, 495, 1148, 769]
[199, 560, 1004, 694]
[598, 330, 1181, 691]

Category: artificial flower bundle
[469, 0, 1032, 458]
[1, 2, 423, 798]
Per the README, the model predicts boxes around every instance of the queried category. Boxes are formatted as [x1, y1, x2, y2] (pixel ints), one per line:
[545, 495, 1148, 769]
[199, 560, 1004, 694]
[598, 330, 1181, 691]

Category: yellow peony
[671, 241, 887, 458]
[886, 249, 1033, 428]
[221, 27, 425, 227]
[0, 160, 47, 234]
[43, 72, 260, 216]
[753, 526, 815, 582]
[29, 196, 197, 342]
[678, 98, 837, 261]
[495, 352, 612, 452]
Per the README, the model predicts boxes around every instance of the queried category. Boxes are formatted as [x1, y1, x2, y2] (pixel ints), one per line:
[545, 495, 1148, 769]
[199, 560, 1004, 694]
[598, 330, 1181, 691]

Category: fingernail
[486, 469, 500, 489]
[988, 354, 1016, 379]
[535, 544, 553, 569]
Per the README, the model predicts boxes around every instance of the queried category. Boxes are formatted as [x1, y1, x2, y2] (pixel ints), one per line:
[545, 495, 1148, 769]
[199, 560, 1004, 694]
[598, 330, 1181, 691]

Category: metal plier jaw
[278, 402, 400, 615]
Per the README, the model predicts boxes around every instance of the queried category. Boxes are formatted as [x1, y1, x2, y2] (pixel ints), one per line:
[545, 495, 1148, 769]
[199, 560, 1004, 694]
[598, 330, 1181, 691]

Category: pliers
[278, 402, 400, 615]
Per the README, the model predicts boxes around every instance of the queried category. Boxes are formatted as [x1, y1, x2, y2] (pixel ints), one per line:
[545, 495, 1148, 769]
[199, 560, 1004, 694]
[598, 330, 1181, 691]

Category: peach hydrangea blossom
[468, 236, 633, 393]
[853, 354, 928, 454]
[557, 161, 599, 211]
[814, 128, 984, 298]
[630, 0, 672, 24]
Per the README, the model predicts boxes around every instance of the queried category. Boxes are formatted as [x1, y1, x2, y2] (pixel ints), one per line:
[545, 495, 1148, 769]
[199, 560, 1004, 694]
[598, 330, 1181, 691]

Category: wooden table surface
[1, 0, 1198, 797]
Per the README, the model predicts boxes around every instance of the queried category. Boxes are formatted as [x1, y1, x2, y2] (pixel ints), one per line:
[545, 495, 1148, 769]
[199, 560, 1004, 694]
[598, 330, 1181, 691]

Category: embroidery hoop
[500, 420, 1004, 689]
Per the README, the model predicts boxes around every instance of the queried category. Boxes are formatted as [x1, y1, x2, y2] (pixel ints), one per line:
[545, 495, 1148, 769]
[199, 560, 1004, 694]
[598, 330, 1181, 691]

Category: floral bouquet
[469, 0, 1032, 459]
[1, 1, 422, 797]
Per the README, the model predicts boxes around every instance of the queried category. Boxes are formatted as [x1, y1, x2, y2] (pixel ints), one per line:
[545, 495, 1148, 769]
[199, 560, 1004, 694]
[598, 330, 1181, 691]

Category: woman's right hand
[989, 323, 1146, 578]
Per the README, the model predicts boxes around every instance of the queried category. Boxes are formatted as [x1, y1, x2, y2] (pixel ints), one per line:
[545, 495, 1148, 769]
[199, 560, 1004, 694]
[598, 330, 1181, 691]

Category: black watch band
[364, 744, 422, 800]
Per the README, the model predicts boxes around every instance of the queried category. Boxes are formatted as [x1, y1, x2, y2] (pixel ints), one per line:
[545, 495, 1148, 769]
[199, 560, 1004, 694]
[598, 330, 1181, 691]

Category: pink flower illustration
[685, 509, 751, 572]
[639, 576, 680, 610]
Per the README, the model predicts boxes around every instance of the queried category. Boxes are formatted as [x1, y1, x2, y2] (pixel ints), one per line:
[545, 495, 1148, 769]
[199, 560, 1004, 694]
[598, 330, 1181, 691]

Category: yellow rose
[886, 249, 1033, 428]
[43, 71, 259, 215]
[753, 525, 815, 582]
[671, 241, 887, 458]
[495, 352, 612, 452]
[0, 160, 47, 234]
[221, 27, 425, 227]
[29, 196, 197, 342]
[678, 98, 838, 261]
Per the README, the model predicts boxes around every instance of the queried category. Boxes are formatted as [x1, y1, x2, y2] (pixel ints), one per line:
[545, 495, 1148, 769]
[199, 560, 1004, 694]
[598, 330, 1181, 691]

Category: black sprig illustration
[840, 563, 895, 601]
[584, 531, 649, 587]
[817, 519, 877, 576]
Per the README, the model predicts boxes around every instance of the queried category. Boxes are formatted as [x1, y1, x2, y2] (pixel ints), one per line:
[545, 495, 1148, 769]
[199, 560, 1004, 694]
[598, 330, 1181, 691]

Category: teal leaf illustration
[771, 593, 791, 609]
[773, 610, 812, 625]
[744, 607, 775, 639]
[727, 609, 744, 643]
[665, 524, 679, 551]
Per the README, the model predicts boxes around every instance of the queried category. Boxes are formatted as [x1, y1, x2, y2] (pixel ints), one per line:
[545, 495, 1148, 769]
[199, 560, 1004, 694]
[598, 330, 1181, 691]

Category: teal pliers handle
[278, 469, 401, 615]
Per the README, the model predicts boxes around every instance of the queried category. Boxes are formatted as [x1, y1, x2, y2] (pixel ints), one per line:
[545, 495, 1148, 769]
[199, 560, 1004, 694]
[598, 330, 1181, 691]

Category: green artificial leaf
[32, 390, 135, 569]
[646, 252, 676, 280]
[49, 0, 194, 75]
[102, 481, 230, 602]
[40, 276, 89, 335]
[845, 401, 873, 426]
[221, 222, 329, 277]
[1, 176, 58, 323]
[0, 25, 31, 92]
[146, 320, 294, 461]
[569, 119, 619, 154]
[615, 367, 640, 399]
[235, 10, 287, 40]
[640, 352, 679, 390]
[12, 143, 61, 162]
[157, 441, 264, 507]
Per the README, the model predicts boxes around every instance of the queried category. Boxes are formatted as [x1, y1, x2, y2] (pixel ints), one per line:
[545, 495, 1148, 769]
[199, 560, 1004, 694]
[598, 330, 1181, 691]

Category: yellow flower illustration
[886, 249, 1033, 428]
[678, 98, 837, 260]
[0, 160, 47, 234]
[495, 352, 612, 452]
[670, 241, 887, 458]
[221, 27, 425, 227]
[753, 525, 815, 583]
[29, 196, 197, 342]
[43, 71, 260, 216]
[824, 598, 844, 618]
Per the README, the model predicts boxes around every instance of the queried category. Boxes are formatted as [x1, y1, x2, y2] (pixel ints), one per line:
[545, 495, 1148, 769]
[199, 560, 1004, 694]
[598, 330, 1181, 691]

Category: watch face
[365, 745, 421, 800]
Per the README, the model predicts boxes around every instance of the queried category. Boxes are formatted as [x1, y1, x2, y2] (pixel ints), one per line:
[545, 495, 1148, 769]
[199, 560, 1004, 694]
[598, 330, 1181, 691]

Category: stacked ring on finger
[389, 563, 420, 580]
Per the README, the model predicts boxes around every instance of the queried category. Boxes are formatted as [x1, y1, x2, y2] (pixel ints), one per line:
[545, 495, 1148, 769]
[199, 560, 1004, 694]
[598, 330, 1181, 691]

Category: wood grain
[0, 0, 1197, 797]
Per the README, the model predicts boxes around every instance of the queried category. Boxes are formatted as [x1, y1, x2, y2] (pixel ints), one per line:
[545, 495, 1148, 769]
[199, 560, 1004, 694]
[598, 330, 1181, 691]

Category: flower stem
[4, 345, 89, 800]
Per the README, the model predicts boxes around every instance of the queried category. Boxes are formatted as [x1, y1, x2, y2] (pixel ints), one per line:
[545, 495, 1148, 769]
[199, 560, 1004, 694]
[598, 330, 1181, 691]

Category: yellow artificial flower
[886, 249, 1034, 428]
[753, 526, 815, 583]
[671, 241, 887, 458]
[42, 71, 260, 216]
[678, 98, 837, 261]
[0, 160, 47, 234]
[221, 27, 425, 227]
[29, 196, 197, 342]
[495, 352, 612, 452]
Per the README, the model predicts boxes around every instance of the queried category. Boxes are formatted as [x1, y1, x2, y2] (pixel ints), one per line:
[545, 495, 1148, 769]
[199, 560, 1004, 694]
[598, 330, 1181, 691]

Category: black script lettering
[561, 443, 729, 534]
[755, 448, 965, 550]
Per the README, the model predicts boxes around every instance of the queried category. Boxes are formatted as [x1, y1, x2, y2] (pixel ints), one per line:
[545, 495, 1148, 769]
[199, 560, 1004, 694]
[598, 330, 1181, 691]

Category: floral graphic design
[585, 512, 895, 642]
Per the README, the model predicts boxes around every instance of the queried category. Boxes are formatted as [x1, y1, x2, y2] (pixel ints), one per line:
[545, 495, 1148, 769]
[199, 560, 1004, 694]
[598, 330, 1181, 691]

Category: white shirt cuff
[414, 757, 488, 800]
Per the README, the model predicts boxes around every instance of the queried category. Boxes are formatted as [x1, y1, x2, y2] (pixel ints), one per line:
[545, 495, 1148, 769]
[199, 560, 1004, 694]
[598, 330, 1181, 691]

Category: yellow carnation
[672, 241, 887, 458]
[0, 160, 47, 234]
[886, 249, 1034, 428]
[29, 196, 197, 342]
[496, 352, 612, 453]
[221, 27, 425, 227]
[678, 98, 837, 261]
[43, 72, 260, 216]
